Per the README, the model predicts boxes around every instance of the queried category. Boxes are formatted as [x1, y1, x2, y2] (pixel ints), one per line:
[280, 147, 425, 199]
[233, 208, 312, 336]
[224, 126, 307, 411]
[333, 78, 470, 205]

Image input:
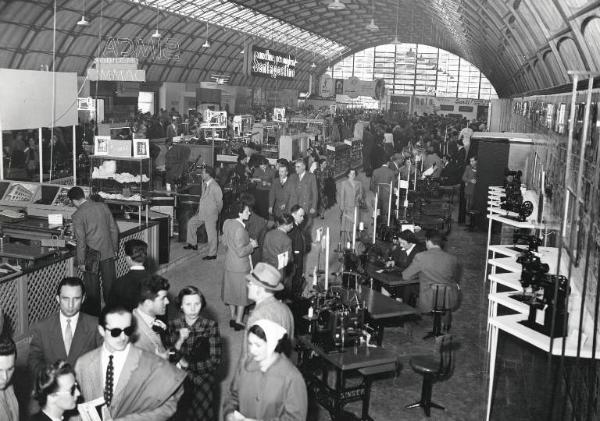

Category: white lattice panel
[0, 278, 18, 336]
[27, 259, 71, 325]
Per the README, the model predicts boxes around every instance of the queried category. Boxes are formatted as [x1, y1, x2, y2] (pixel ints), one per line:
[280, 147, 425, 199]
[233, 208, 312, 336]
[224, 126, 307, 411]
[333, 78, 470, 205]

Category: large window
[329, 43, 497, 100]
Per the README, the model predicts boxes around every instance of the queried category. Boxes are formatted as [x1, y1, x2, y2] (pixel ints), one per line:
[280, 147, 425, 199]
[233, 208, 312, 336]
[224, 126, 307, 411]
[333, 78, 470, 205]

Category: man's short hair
[295, 158, 306, 168]
[232, 200, 249, 216]
[56, 277, 86, 297]
[66, 187, 85, 201]
[138, 275, 170, 304]
[203, 166, 216, 179]
[33, 360, 75, 407]
[239, 193, 256, 209]
[0, 335, 16, 357]
[124, 239, 148, 264]
[99, 304, 131, 328]
[425, 229, 445, 247]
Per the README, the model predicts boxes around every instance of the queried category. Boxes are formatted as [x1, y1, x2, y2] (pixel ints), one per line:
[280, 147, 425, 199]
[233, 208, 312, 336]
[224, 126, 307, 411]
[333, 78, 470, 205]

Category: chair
[423, 283, 453, 340]
[406, 334, 455, 416]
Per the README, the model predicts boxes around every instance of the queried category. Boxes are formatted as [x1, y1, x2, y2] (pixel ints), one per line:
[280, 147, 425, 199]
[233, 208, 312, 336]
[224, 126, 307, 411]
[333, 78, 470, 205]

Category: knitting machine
[511, 250, 569, 338]
[500, 169, 533, 221]
[308, 289, 369, 352]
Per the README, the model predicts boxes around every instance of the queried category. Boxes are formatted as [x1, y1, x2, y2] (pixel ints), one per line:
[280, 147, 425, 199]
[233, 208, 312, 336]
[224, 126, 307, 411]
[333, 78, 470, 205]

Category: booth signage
[87, 58, 145, 82]
[101, 37, 180, 61]
[251, 46, 296, 80]
[319, 75, 334, 98]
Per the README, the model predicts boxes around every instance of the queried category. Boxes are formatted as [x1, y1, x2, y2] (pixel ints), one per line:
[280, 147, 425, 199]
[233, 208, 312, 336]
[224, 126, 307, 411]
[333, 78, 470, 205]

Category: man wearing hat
[245, 263, 294, 339]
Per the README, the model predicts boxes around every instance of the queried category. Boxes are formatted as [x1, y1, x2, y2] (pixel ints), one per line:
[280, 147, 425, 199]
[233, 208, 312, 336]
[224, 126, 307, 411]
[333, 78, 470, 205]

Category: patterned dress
[167, 315, 222, 421]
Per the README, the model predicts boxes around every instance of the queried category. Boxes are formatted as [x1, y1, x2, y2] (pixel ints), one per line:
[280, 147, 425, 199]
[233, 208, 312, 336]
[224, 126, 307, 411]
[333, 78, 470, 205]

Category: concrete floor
[13, 172, 540, 420]
[160, 173, 493, 421]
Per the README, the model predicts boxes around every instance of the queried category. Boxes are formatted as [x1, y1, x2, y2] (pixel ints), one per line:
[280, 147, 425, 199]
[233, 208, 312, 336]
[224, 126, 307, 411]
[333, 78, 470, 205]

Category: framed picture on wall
[94, 136, 110, 156]
[133, 139, 149, 158]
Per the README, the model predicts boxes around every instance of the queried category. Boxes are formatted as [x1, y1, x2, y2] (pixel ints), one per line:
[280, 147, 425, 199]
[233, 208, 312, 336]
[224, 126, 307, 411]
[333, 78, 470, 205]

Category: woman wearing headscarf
[223, 319, 307, 421]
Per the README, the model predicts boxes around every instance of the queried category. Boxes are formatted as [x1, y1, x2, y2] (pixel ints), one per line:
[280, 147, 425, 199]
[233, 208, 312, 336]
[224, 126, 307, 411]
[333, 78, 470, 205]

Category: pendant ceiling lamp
[76, 0, 90, 26]
[366, 0, 379, 32]
[328, 0, 346, 11]
[151, 8, 161, 38]
[202, 21, 211, 48]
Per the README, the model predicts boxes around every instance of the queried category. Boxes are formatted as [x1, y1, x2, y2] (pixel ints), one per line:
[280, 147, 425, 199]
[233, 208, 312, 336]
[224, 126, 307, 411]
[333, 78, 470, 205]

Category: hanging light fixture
[328, 0, 346, 11]
[202, 21, 210, 48]
[151, 8, 161, 38]
[366, 0, 379, 32]
[311, 52, 316, 68]
[76, 0, 90, 26]
[393, 0, 400, 43]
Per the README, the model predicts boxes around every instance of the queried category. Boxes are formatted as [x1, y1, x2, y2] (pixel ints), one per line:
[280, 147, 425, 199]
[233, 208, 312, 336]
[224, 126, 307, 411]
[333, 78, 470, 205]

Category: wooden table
[365, 264, 420, 305]
[297, 335, 397, 421]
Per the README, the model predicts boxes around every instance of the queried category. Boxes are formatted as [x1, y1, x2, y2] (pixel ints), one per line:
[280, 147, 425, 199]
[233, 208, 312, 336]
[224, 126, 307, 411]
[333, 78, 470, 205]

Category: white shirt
[404, 243, 416, 256]
[130, 265, 144, 270]
[101, 343, 131, 390]
[42, 411, 62, 421]
[298, 171, 305, 182]
[59, 312, 79, 347]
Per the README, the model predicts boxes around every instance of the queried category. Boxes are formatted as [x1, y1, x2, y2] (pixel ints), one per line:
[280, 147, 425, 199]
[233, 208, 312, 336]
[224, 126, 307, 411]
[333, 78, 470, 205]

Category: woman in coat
[223, 319, 307, 421]
[222, 201, 257, 330]
[262, 213, 294, 280]
[338, 168, 364, 234]
[288, 205, 308, 299]
[168, 286, 222, 421]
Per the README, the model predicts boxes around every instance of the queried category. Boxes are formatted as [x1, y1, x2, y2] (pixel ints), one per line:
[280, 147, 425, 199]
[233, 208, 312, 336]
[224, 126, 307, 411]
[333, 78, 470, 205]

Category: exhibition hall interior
[0, 0, 599, 420]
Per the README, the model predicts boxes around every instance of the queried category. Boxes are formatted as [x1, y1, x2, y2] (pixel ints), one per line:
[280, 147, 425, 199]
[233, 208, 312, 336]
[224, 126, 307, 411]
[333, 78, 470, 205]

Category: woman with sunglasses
[31, 360, 80, 421]
[167, 286, 222, 421]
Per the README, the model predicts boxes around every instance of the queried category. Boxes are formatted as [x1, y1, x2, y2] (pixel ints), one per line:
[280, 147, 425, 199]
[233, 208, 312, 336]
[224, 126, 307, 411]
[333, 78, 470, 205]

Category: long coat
[269, 177, 295, 217]
[289, 172, 318, 213]
[222, 219, 254, 306]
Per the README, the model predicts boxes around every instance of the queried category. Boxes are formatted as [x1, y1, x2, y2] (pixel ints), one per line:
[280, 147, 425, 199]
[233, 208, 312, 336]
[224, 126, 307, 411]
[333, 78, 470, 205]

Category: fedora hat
[246, 262, 283, 291]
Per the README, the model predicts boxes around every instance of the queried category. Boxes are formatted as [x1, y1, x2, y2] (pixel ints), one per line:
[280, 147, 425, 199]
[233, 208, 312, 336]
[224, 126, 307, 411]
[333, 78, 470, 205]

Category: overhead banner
[87, 58, 146, 82]
[337, 76, 385, 99]
[250, 46, 297, 80]
[319, 75, 334, 98]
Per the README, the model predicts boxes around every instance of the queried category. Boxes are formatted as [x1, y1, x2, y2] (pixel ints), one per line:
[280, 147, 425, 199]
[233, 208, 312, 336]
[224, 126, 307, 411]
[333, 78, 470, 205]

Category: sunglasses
[55, 382, 79, 396]
[106, 326, 134, 337]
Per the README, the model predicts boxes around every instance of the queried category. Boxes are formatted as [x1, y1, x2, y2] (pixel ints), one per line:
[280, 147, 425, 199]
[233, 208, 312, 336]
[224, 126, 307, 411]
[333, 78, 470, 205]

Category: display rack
[89, 155, 151, 225]
[325, 139, 362, 179]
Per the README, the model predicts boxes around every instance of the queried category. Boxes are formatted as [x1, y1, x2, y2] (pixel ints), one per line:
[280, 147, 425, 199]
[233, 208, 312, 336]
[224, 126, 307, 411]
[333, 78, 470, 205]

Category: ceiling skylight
[127, 0, 349, 59]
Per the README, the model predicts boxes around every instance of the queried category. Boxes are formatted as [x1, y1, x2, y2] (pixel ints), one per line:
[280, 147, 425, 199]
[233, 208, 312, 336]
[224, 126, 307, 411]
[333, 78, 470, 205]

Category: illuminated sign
[101, 37, 180, 61]
[251, 46, 296, 80]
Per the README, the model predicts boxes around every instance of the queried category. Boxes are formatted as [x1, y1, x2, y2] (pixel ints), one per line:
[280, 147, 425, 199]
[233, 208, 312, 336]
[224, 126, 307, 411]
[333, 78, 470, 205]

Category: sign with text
[87, 58, 145, 82]
[101, 37, 180, 61]
[319, 75, 334, 98]
[250, 46, 296, 80]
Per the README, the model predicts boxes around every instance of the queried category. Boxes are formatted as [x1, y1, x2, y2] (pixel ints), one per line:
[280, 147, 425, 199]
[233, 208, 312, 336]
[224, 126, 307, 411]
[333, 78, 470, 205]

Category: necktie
[104, 355, 114, 407]
[64, 319, 73, 354]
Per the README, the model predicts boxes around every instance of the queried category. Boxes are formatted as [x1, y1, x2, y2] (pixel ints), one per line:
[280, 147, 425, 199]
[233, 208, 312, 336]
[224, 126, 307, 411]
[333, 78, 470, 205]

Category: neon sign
[251, 46, 296, 80]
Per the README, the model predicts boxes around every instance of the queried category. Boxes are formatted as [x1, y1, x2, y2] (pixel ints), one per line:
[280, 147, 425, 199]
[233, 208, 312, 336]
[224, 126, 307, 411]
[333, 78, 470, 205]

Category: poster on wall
[94, 136, 110, 156]
[319, 75, 334, 98]
[374, 79, 386, 100]
[204, 110, 227, 128]
[273, 107, 286, 122]
[250, 46, 296, 80]
[334, 79, 344, 95]
[343, 76, 360, 98]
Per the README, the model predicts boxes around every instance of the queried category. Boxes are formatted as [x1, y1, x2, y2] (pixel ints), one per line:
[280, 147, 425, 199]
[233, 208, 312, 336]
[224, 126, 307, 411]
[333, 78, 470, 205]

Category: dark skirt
[171, 373, 217, 421]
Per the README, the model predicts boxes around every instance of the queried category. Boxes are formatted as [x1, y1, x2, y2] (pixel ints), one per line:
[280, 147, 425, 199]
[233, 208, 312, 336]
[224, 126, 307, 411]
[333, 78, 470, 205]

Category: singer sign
[250, 46, 296, 80]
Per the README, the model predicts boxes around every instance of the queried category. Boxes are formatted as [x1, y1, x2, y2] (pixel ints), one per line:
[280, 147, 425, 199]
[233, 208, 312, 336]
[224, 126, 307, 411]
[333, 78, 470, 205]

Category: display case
[325, 139, 363, 179]
[89, 155, 151, 223]
[27, 184, 91, 219]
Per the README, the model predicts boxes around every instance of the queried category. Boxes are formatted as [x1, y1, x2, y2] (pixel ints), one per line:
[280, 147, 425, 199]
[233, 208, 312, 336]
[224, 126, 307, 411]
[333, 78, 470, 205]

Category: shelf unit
[89, 155, 151, 225]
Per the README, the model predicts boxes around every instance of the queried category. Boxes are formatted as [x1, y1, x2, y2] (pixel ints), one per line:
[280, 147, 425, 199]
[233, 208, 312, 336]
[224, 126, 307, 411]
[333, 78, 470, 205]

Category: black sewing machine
[511, 251, 569, 338]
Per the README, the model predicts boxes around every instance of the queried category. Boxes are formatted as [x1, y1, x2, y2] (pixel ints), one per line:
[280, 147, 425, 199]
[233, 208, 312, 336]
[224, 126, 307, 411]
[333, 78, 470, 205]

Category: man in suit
[132, 275, 170, 359]
[269, 164, 295, 219]
[184, 166, 223, 260]
[289, 158, 318, 236]
[28, 277, 103, 381]
[371, 161, 395, 218]
[107, 239, 150, 311]
[402, 230, 461, 314]
[74, 304, 185, 420]
[68, 186, 119, 316]
[0, 335, 18, 421]
[164, 137, 191, 188]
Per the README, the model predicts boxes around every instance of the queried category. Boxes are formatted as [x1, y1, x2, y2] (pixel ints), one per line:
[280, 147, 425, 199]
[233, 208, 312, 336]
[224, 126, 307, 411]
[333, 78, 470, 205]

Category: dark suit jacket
[29, 412, 52, 421]
[28, 312, 103, 378]
[269, 177, 295, 217]
[75, 345, 185, 420]
[402, 247, 461, 313]
[107, 269, 150, 311]
[289, 172, 318, 212]
[371, 165, 395, 193]
[71, 200, 119, 264]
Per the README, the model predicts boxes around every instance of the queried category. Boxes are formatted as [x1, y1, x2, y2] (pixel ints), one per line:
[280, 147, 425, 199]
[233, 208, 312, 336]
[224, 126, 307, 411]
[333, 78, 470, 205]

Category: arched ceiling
[1, 0, 600, 97]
